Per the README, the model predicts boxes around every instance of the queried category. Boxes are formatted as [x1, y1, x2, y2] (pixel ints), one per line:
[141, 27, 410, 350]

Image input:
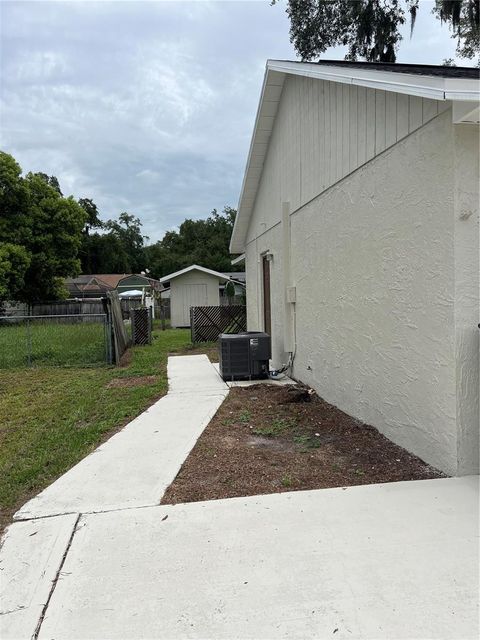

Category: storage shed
[160, 265, 230, 328]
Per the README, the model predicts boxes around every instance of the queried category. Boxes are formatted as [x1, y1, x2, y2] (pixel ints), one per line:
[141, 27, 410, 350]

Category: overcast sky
[0, 0, 465, 243]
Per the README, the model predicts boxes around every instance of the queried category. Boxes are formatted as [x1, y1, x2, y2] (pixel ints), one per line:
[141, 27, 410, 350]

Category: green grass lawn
[0, 319, 107, 368]
[0, 328, 217, 531]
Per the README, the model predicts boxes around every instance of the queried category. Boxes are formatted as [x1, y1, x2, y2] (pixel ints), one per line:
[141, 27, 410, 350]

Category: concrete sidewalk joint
[14, 355, 228, 520]
[40, 477, 480, 639]
[1, 355, 229, 639]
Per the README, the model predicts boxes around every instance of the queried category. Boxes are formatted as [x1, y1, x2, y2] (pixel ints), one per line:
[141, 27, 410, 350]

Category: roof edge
[159, 264, 230, 283]
[230, 59, 480, 254]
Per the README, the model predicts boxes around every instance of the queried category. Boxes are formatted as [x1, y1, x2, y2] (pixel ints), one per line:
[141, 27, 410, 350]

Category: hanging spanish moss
[272, 0, 480, 64]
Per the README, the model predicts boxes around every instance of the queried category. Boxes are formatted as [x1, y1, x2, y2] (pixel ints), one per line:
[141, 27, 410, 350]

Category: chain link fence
[0, 314, 111, 368]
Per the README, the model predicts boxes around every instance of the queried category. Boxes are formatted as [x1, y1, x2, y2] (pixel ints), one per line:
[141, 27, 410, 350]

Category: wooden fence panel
[106, 291, 130, 363]
[190, 305, 246, 343]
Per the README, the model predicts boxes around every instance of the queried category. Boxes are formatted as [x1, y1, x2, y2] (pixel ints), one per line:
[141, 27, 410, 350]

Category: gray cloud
[1, 1, 461, 242]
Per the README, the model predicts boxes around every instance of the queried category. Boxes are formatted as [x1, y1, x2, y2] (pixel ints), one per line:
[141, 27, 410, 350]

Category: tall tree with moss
[273, 0, 479, 64]
[0, 151, 86, 304]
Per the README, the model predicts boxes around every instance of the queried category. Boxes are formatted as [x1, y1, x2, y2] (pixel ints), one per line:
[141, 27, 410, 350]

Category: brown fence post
[106, 291, 131, 363]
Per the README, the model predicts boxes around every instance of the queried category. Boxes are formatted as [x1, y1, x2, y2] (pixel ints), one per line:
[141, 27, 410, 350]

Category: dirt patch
[176, 343, 219, 362]
[161, 384, 445, 505]
[106, 375, 158, 389]
[118, 349, 132, 367]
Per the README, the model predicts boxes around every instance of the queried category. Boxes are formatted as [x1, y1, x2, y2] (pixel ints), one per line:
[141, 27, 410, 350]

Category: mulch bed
[161, 384, 445, 505]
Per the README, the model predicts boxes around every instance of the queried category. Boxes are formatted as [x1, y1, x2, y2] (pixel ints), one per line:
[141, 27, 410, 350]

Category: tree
[32, 173, 63, 195]
[144, 206, 239, 279]
[78, 197, 103, 274]
[104, 212, 147, 273]
[434, 0, 480, 61]
[0, 152, 87, 304]
[81, 212, 147, 274]
[224, 280, 236, 305]
[0, 243, 30, 302]
[274, 0, 479, 63]
[78, 198, 102, 233]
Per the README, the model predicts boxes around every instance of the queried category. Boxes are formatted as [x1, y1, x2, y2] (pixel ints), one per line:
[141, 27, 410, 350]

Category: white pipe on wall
[282, 202, 295, 354]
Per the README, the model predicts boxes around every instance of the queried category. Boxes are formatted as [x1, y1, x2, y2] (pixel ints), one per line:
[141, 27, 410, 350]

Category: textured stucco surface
[453, 124, 480, 474]
[170, 270, 222, 327]
[245, 104, 479, 475]
[291, 113, 457, 473]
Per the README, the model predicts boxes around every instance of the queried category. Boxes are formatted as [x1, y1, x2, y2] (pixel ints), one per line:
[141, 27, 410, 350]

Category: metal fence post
[105, 313, 113, 365]
[26, 317, 32, 367]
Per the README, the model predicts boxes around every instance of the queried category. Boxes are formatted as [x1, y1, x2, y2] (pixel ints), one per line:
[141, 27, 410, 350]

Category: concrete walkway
[1, 355, 229, 639]
[1, 357, 479, 639]
[14, 355, 228, 520]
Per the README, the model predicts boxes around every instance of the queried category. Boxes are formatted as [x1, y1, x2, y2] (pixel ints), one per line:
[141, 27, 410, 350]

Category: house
[230, 60, 479, 476]
[160, 265, 230, 328]
[65, 274, 162, 299]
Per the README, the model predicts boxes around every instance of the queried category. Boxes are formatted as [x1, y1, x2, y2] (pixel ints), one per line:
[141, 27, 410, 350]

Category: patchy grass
[0, 328, 211, 532]
[180, 341, 219, 362]
[161, 384, 445, 506]
[252, 416, 296, 437]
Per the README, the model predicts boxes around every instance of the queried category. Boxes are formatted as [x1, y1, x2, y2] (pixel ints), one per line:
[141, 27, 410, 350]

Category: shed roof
[230, 59, 480, 254]
[159, 265, 230, 284]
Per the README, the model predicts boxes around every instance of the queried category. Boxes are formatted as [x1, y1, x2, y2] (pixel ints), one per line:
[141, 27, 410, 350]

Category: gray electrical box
[218, 331, 271, 381]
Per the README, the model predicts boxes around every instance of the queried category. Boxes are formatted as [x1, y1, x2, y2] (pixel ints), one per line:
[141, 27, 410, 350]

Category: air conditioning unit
[218, 331, 271, 381]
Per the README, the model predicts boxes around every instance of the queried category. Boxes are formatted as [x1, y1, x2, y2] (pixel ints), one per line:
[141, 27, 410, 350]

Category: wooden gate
[190, 305, 247, 343]
[105, 291, 131, 363]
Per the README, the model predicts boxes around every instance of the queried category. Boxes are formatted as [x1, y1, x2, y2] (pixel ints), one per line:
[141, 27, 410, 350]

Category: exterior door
[182, 284, 207, 326]
[262, 255, 271, 336]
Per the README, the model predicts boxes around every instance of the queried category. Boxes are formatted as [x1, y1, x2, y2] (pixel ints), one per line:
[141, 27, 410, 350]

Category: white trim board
[160, 264, 230, 284]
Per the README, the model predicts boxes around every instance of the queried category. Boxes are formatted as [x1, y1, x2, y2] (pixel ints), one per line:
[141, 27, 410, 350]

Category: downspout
[271, 201, 296, 377]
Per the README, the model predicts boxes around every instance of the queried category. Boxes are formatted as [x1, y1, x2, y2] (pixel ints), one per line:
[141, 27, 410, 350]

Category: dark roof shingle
[288, 59, 479, 80]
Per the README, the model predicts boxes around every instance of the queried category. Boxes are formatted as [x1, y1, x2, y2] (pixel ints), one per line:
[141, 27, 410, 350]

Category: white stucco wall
[245, 97, 479, 475]
[453, 124, 480, 475]
[170, 271, 221, 328]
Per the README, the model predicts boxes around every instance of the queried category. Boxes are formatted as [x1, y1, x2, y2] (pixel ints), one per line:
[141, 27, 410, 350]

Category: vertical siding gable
[246, 75, 447, 243]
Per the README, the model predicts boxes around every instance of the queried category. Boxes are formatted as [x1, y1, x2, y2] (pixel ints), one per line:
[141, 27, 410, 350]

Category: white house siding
[291, 113, 458, 474]
[170, 271, 221, 328]
[246, 75, 448, 244]
[245, 75, 479, 475]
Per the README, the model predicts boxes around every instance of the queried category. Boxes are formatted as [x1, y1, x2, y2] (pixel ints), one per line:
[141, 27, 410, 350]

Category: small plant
[238, 409, 251, 424]
[281, 474, 293, 488]
[252, 417, 296, 437]
[293, 434, 321, 450]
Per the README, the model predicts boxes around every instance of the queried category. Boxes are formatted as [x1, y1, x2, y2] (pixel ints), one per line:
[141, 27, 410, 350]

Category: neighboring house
[230, 60, 479, 476]
[65, 274, 162, 298]
[160, 265, 230, 328]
